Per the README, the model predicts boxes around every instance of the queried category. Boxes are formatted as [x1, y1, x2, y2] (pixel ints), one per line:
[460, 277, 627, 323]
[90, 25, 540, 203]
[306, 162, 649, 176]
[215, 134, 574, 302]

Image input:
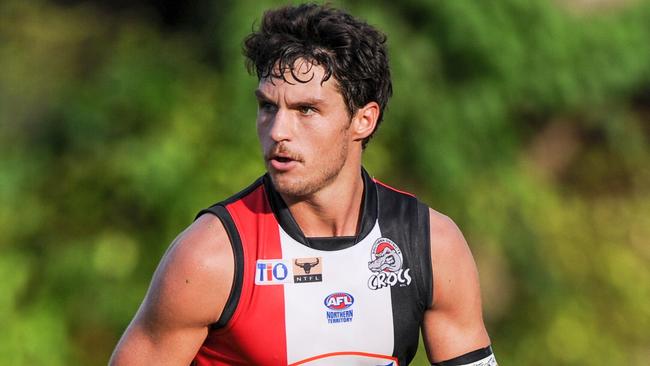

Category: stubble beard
[270, 133, 349, 200]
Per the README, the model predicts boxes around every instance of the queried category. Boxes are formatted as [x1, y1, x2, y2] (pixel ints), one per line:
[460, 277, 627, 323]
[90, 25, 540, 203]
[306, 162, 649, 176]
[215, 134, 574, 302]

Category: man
[110, 4, 497, 366]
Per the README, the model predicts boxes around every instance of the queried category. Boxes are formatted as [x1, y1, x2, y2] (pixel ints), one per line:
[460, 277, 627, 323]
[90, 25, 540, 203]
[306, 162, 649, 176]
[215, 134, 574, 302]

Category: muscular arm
[422, 208, 493, 364]
[110, 214, 234, 365]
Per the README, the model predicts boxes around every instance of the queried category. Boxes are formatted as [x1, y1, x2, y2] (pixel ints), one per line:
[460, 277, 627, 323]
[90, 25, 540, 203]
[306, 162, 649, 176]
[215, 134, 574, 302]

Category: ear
[350, 101, 380, 142]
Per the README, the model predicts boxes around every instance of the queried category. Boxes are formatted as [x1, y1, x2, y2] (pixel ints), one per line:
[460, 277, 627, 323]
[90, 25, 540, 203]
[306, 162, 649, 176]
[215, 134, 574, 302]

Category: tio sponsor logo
[255, 260, 291, 285]
[258, 262, 288, 281]
[324, 292, 354, 324]
[367, 237, 412, 290]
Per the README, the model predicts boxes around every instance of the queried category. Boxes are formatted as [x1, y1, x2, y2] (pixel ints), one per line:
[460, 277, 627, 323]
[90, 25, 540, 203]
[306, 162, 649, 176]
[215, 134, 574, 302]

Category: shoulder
[427, 207, 480, 308]
[161, 214, 233, 286]
[428, 208, 467, 252]
[144, 213, 235, 327]
[168, 213, 232, 269]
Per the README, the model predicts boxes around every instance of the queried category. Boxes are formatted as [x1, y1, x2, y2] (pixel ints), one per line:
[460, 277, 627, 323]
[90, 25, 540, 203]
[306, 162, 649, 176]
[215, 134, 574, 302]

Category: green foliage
[1, 0, 649, 364]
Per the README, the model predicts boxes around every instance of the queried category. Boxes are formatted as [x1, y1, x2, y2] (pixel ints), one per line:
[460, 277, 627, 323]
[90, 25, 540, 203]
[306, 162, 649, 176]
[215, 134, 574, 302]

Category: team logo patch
[324, 292, 354, 324]
[255, 259, 292, 285]
[293, 257, 323, 283]
[367, 237, 412, 290]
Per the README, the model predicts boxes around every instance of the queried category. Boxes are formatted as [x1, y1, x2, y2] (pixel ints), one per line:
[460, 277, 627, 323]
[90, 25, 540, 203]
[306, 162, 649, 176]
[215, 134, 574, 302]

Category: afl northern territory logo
[367, 237, 412, 290]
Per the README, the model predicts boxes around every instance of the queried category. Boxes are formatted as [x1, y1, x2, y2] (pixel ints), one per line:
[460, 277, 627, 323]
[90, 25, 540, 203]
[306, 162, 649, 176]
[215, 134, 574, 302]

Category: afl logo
[368, 237, 412, 290]
[324, 292, 354, 310]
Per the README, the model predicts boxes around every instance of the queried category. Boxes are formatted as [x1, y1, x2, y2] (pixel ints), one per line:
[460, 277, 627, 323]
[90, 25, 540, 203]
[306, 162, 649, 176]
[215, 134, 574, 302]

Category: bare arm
[110, 214, 234, 365]
[422, 208, 492, 363]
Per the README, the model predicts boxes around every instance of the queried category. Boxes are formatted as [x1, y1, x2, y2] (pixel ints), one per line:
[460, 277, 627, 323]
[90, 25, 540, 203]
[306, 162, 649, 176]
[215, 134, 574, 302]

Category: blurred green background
[1, 0, 649, 364]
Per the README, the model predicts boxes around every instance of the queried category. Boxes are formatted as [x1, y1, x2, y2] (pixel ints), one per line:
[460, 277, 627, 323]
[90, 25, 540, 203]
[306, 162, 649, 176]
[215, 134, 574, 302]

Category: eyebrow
[254, 89, 327, 107]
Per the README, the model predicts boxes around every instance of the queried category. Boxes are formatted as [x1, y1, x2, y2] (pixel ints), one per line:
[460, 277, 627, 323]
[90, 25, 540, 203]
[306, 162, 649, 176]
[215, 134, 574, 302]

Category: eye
[298, 105, 316, 115]
[258, 101, 277, 113]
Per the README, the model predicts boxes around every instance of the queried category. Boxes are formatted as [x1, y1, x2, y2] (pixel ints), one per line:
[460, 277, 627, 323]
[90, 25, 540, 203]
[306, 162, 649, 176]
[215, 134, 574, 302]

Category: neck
[281, 164, 365, 238]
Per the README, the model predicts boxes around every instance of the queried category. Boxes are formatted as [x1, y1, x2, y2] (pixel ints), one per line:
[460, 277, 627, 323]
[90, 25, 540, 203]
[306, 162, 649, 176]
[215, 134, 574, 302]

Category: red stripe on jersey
[194, 184, 287, 365]
[373, 178, 416, 198]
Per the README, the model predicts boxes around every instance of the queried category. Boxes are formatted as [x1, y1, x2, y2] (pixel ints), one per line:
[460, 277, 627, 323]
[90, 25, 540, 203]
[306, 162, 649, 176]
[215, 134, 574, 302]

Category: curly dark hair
[243, 3, 392, 148]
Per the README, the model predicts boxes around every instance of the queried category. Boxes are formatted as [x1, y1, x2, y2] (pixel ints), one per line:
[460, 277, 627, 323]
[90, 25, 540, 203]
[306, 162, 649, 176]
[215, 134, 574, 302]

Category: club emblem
[367, 238, 411, 290]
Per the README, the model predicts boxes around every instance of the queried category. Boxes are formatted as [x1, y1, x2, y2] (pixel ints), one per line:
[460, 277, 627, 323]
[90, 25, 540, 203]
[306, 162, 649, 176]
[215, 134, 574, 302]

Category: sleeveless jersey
[193, 168, 432, 366]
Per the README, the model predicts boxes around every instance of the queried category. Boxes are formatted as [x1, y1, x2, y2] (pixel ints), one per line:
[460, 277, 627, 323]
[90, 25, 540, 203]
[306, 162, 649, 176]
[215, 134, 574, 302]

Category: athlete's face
[255, 61, 353, 198]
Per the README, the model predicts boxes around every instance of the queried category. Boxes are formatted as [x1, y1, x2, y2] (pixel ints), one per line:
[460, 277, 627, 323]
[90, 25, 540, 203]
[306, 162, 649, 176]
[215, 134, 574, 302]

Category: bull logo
[292, 257, 323, 283]
[295, 258, 319, 274]
[368, 238, 411, 290]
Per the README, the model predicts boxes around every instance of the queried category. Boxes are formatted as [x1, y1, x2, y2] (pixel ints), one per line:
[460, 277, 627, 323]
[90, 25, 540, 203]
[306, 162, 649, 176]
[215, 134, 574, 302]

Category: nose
[268, 108, 292, 142]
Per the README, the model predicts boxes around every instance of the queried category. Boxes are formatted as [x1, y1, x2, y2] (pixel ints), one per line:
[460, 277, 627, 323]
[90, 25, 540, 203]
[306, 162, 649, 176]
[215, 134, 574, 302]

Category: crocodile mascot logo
[367, 238, 412, 290]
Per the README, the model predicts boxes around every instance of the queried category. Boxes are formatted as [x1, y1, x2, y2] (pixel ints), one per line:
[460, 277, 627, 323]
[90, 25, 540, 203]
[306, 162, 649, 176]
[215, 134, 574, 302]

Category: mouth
[272, 156, 293, 163]
[267, 153, 300, 172]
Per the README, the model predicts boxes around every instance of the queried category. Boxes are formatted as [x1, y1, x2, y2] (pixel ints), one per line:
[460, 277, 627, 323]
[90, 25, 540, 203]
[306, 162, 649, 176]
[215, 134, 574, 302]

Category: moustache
[264, 143, 303, 162]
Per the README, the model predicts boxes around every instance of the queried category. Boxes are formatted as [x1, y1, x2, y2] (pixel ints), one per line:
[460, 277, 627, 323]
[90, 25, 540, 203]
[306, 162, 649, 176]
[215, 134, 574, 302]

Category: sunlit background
[1, 0, 649, 364]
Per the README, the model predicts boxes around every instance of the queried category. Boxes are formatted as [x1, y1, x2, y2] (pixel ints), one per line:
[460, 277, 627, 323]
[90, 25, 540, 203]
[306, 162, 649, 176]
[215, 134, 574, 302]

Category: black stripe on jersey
[264, 168, 378, 251]
[375, 182, 432, 365]
[432, 346, 494, 365]
[307, 236, 356, 249]
[417, 201, 433, 310]
[196, 205, 244, 329]
[203, 205, 244, 329]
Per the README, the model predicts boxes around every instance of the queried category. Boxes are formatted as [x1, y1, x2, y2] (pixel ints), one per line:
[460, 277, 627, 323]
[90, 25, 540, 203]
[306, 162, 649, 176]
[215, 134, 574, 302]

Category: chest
[233, 223, 419, 365]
